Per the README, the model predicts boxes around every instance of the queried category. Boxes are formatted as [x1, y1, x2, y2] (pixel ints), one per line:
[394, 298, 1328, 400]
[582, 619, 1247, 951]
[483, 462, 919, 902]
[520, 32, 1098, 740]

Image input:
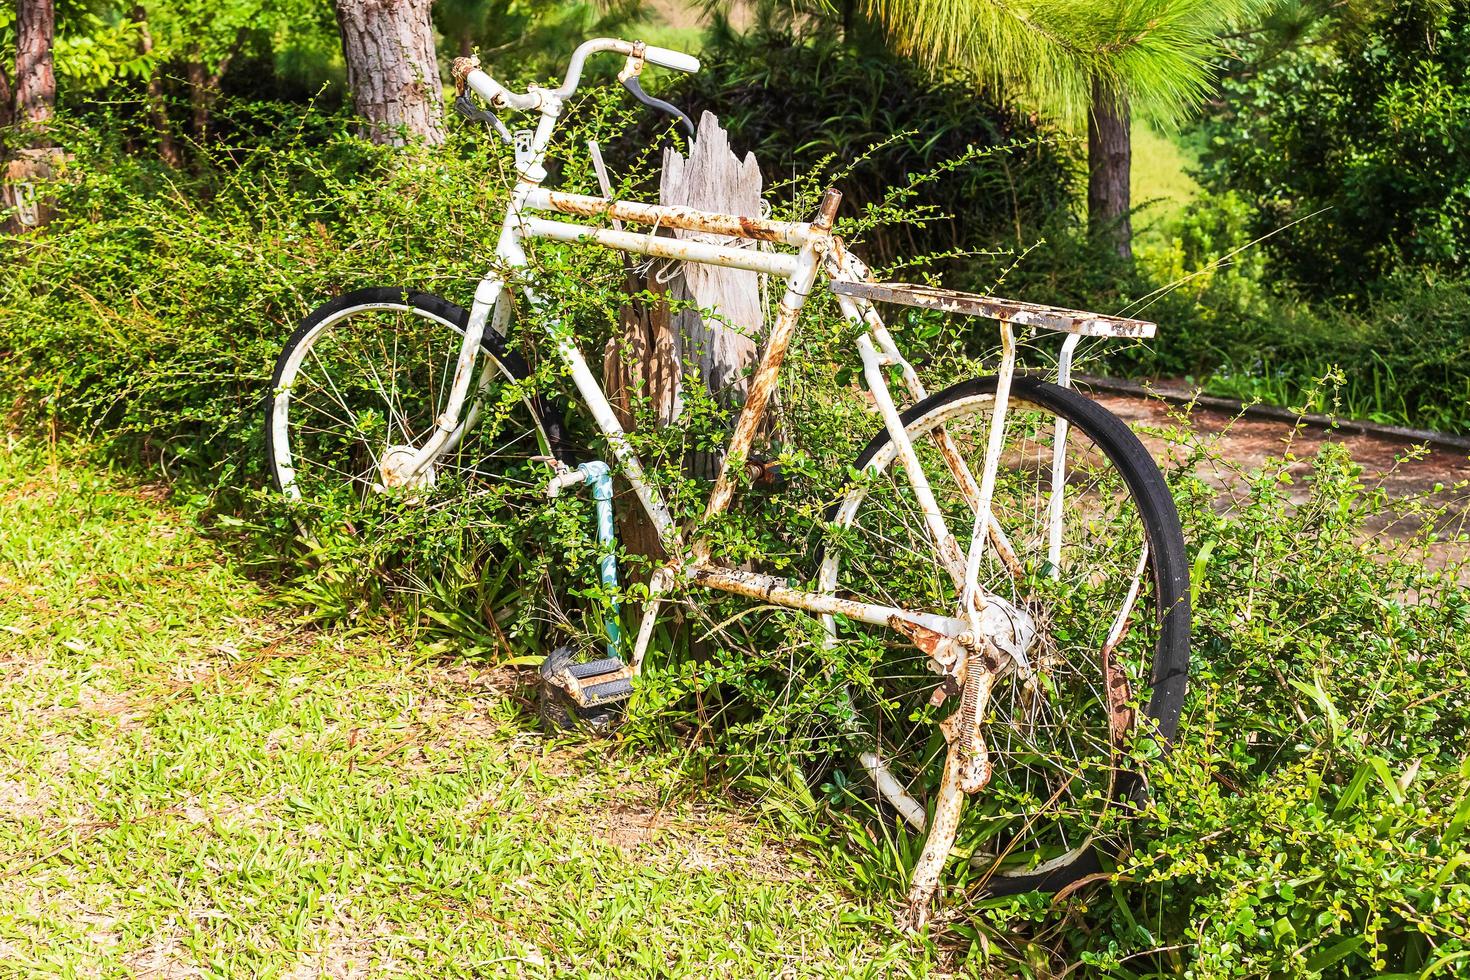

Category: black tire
[264, 286, 569, 509]
[826, 374, 1189, 897]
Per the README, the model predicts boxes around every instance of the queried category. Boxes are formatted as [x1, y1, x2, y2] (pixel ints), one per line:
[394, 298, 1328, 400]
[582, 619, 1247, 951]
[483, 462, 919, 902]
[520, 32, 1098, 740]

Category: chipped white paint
[830, 280, 1156, 338]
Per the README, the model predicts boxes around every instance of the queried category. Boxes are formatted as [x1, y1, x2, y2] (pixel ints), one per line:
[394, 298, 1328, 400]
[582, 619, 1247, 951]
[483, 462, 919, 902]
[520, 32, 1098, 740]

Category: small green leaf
[1444, 794, 1470, 845]
[1304, 936, 1364, 972]
[1190, 538, 1216, 607]
[1333, 762, 1374, 817]
[1367, 756, 1405, 805]
[1289, 672, 1344, 741]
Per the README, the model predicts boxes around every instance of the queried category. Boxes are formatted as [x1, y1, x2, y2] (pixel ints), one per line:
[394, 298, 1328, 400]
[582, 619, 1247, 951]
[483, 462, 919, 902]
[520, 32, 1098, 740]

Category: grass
[0, 444, 947, 978]
[1129, 121, 1202, 248]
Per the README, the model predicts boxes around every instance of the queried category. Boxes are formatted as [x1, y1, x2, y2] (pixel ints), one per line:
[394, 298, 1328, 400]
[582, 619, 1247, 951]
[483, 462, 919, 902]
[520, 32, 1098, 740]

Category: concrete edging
[1075, 374, 1470, 455]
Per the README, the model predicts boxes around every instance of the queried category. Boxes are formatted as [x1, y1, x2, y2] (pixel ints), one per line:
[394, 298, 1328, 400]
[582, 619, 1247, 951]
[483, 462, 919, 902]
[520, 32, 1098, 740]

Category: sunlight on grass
[0, 446, 934, 978]
[1130, 121, 1202, 247]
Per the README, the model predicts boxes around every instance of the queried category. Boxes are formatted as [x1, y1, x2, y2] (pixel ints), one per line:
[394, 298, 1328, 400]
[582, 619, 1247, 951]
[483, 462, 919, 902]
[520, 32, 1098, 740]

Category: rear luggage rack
[830, 281, 1155, 339]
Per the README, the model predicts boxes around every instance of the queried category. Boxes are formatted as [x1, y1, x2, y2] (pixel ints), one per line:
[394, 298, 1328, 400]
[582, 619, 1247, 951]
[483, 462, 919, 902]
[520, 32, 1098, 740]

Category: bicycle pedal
[578, 676, 634, 706]
[539, 647, 634, 733]
[563, 656, 635, 704]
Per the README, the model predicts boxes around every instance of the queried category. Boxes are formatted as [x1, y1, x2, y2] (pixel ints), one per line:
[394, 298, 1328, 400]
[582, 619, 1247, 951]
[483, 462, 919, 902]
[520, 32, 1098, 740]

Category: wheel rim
[821, 387, 1168, 881]
[270, 301, 549, 526]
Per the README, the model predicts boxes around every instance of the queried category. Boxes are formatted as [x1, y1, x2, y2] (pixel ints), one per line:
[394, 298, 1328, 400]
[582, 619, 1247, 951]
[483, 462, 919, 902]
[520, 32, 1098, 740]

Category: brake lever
[621, 76, 695, 139]
[454, 93, 513, 145]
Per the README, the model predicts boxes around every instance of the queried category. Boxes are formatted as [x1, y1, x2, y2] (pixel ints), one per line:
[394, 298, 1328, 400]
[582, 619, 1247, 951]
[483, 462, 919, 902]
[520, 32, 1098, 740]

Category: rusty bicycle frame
[411, 38, 1159, 923]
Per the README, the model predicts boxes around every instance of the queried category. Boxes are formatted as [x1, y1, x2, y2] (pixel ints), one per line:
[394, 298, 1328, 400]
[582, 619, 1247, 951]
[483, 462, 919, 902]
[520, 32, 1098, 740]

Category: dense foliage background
[1201, 0, 1470, 297]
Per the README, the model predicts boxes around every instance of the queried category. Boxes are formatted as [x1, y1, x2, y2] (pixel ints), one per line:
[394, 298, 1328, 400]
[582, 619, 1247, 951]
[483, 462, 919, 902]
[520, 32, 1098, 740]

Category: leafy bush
[1042, 0, 1470, 436]
[1200, 0, 1470, 298]
[792, 437, 1470, 977]
[1196, 272, 1470, 432]
[5, 91, 1470, 979]
[1097, 440, 1470, 977]
[1048, 187, 1470, 435]
[661, 12, 1079, 268]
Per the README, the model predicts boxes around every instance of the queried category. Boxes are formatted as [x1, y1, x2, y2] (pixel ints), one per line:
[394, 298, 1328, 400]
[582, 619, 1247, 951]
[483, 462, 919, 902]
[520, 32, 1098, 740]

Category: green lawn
[1130, 121, 1203, 247]
[0, 447, 945, 978]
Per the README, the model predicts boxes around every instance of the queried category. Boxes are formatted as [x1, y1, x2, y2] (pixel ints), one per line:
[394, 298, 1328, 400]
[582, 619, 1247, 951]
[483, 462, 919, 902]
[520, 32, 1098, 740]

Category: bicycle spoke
[271, 297, 550, 541]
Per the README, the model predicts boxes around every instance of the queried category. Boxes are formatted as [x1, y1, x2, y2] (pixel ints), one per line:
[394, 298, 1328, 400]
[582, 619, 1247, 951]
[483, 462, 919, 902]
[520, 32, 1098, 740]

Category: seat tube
[696, 190, 842, 556]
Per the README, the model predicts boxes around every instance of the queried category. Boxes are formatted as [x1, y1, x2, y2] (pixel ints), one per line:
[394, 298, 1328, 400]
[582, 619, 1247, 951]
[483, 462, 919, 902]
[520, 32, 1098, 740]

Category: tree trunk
[333, 0, 445, 146]
[187, 50, 209, 139]
[1087, 73, 1132, 261]
[5, 0, 57, 230]
[15, 0, 56, 132]
[185, 30, 247, 144]
[0, 63, 13, 131]
[603, 112, 768, 562]
[133, 6, 180, 167]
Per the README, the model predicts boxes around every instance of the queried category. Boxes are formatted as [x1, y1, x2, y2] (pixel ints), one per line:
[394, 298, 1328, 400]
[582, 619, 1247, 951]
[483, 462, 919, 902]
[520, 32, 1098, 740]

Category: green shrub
[797, 438, 1470, 977]
[660, 10, 1079, 269]
[5, 93, 1469, 979]
[1, 97, 607, 478]
[1095, 440, 1470, 977]
[1054, 188, 1470, 435]
[1200, 0, 1470, 298]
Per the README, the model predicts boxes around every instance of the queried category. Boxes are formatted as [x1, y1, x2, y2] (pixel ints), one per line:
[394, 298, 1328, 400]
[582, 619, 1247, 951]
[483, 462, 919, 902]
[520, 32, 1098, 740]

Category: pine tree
[867, 0, 1276, 258]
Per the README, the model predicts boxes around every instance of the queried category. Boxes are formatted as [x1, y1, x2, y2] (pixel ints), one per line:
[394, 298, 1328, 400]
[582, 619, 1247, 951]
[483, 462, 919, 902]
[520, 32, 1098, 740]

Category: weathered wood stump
[603, 112, 769, 565]
[1, 147, 64, 232]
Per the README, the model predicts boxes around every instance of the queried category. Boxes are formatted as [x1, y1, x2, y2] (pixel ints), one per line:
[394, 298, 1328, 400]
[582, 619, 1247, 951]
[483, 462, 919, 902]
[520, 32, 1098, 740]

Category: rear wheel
[819, 374, 1189, 896]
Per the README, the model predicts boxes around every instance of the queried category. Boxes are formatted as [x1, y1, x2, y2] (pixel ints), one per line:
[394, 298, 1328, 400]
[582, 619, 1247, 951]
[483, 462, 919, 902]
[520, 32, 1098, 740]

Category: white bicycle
[265, 38, 1191, 925]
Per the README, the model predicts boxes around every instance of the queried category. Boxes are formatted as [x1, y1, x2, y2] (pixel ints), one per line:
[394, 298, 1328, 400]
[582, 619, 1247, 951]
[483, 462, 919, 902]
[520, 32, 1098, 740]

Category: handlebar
[643, 45, 700, 74]
[457, 37, 699, 112]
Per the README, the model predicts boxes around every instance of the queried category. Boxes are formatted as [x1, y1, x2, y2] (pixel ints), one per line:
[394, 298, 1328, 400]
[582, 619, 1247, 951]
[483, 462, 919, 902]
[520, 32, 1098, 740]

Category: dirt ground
[1095, 390, 1470, 564]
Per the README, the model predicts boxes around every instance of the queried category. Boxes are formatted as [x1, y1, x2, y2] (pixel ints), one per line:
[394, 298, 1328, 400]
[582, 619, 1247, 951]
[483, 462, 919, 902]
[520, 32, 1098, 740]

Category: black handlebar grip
[454, 93, 512, 144]
[621, 76, 695, 139]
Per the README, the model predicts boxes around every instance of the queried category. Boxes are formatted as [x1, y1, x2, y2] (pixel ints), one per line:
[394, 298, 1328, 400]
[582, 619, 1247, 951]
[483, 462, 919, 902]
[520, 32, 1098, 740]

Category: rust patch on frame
[888, 614, 964, 672]
[903, 664, 996, 930]
[1101, 614, 1137, 748]
[687, 562, 967, 637]
[451, 55, 479, 94]
[695, 185, 839, 542]
[535, 190, 812, 245]
[831, 280, 1156, 338]
[1100, 543, 1149, 748]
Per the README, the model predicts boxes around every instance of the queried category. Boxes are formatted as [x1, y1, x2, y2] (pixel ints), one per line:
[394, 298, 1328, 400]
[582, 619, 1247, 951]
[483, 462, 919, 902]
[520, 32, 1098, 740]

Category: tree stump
[603, 112, 768, 564]
[1, 148, 63, 232]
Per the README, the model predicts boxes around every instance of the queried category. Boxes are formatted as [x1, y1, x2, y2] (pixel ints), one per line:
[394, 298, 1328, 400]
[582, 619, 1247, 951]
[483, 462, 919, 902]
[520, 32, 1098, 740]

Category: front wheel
[265, 287, 563, 529]
[819, 374, 1190, 899]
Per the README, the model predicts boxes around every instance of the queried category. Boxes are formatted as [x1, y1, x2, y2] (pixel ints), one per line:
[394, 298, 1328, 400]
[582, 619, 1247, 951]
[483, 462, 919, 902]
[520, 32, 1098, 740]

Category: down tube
[519, 279, 680, 546]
